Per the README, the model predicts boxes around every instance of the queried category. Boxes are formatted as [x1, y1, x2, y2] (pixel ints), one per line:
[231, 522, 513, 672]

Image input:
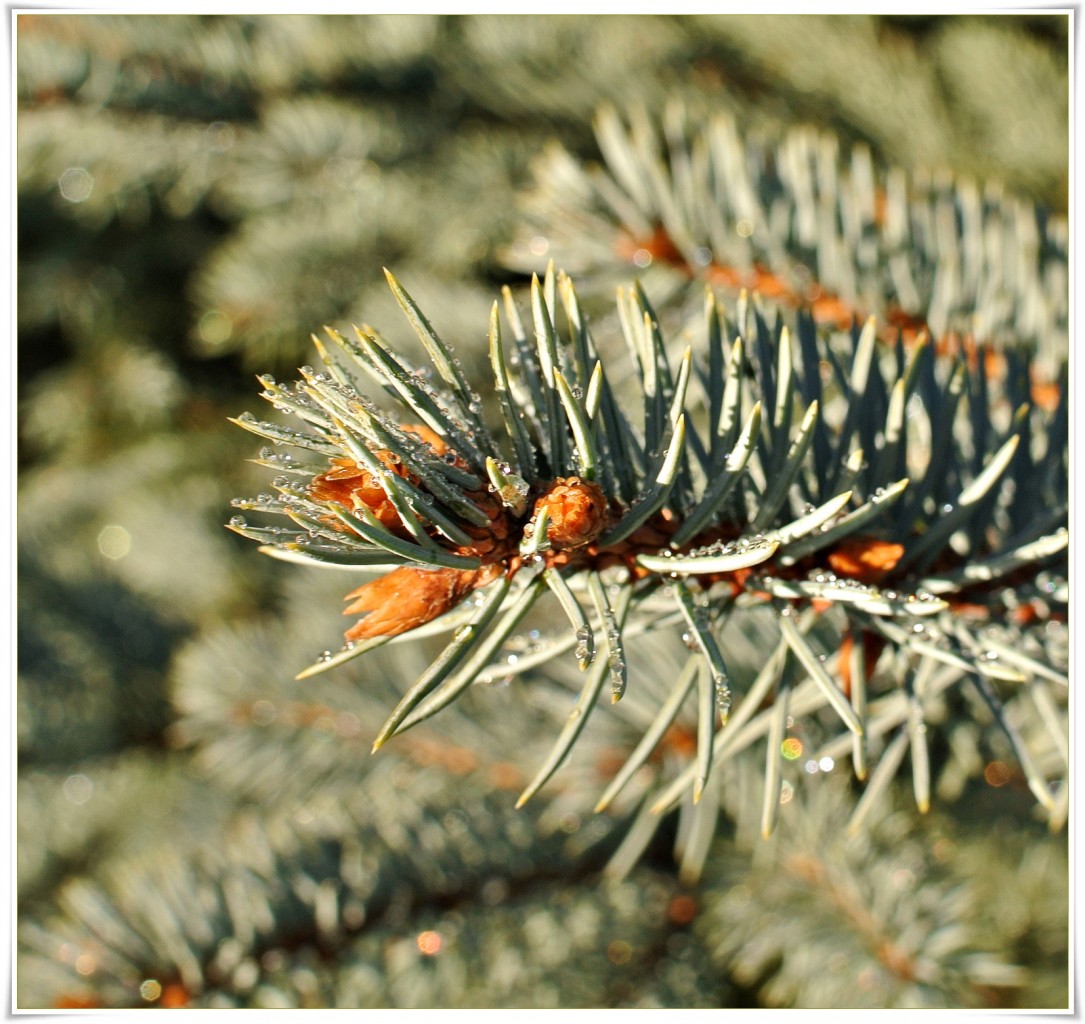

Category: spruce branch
[18, 15, 1070, 1013]
[231, 262, 1067, 831]
[696, 766, 1047, 1009]
[505, 102, 1068, 381]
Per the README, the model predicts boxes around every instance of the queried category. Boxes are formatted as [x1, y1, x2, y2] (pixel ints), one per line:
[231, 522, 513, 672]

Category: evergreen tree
[16, 13, 1070, 1011]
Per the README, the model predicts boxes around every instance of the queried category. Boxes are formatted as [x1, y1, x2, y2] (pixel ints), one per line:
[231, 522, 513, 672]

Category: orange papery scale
[827, 537, 904, 585]
[343, 563, 502, 641]
[302, 421, 521, 643]
[310, 454, 406, 531]
[839, 630, 886, 697]
[309, 424, 449, 535]
[838, 630, 856, 696]
[614, 222, 1061, 399]
[615, 224, 686, 266]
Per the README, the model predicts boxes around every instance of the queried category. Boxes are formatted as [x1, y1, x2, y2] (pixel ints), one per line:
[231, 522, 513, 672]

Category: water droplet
[229, 515, 247, 528]
[574, 625, 595, 666]
[714, 675, 732, 719]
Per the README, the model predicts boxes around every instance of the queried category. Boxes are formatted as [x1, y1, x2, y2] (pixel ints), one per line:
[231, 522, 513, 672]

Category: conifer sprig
[506, 102, 1068, 380]
[232, 264, 1067, 825]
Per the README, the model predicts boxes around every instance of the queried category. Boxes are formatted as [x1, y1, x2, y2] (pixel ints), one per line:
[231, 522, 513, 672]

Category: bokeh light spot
[63, 774, 94, 805]
[984, 760, 1012, 787]
[97, 524, 131, 560]
[417, 930, 442, 956]
[781, 737, 803, 760]
[199, 310, 234, 347]
[667, 894, 698, 925]
[58, 167, 94, 203]
[204, 121, 235, 151]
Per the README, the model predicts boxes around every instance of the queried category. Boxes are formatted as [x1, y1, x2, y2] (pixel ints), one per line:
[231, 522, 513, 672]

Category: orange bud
[532, 477, 608, 550]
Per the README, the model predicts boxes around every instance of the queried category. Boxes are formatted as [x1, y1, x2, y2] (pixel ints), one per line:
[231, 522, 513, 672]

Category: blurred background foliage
[16, 12, 1070, 1010]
